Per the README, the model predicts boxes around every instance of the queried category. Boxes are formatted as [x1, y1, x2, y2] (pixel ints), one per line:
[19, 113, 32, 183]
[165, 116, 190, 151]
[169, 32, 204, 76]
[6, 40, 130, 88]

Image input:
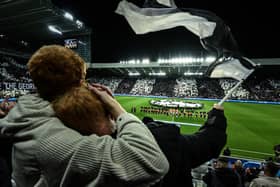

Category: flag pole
[218, 79, 244, 106]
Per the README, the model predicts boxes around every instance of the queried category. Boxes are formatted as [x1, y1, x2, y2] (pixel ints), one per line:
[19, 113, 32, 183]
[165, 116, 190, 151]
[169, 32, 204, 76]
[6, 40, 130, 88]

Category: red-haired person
[0, 45, 168, 186]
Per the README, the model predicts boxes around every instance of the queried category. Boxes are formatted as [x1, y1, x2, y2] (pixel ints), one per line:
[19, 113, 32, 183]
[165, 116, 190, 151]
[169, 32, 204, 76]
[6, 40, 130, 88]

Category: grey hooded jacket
[0, 94, 169, 187]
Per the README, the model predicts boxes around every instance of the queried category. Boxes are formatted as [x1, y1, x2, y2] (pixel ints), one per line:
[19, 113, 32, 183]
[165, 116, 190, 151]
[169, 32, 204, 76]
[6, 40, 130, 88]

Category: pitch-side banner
[0, 82, 35, 90]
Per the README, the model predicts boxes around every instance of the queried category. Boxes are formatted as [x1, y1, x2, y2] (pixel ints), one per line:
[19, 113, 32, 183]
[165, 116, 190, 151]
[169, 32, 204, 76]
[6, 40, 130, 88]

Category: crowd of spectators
[1, 54, 280, 102]
[174, 78, 198, 98]
[0, 55, 31, 83]
[130, 78, 155, 95]
[192, 155, 280, 187]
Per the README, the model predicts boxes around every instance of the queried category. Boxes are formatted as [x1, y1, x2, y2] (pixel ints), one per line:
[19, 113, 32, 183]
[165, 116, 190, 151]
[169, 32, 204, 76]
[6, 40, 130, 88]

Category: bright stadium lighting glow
[205, 56, 216, 63]
[157, 56, 216, 64]
[21, 40, 28, 46]
[157, 58, 165, 64]
[78, 40, 86, 45]
[142, 59, 150, 64]
[149, 72, 166, 76]
[184, 72, 203, 76]
[76, 20, 83, 28]
[64, 12, 73, 21]
[129, 72, 140, 76]
[48, 25, 62, 35]
[128, 60, 136, 64]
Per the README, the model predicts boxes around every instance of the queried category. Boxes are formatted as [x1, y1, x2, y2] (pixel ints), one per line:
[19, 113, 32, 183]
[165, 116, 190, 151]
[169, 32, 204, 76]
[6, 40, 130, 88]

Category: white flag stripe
[116, 0, 216, 38]
[117, 1, 175, 17]
[210, 59, 254, 81]
[156, 0, 177, 7]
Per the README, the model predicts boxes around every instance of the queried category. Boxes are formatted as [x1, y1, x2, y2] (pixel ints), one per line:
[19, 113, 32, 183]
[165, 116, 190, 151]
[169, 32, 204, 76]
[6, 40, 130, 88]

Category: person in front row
[249, 161, 280, 187]
[0, 45, 169, 187]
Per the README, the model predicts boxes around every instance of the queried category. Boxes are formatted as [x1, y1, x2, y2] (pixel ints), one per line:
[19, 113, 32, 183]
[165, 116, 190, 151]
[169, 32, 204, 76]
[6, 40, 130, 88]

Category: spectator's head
[263, 161, 280, 177]
[215, 157, 229, 168]
[27, 45, 87, 101]
[234, 159, 243, 169]
[52, 85, 116, 136]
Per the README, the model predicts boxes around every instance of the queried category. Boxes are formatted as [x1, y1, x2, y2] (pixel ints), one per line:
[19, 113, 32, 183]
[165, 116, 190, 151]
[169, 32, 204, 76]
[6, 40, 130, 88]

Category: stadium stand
[150, 78, 176, 97]
[130, 78, 155, 95]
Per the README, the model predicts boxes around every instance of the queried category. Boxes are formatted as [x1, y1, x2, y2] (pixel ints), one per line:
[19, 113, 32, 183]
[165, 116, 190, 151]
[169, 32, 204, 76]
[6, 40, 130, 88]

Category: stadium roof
[1, 0, 280, 65]
[86, 58, 280, 78]
[0, 0, 90, 50]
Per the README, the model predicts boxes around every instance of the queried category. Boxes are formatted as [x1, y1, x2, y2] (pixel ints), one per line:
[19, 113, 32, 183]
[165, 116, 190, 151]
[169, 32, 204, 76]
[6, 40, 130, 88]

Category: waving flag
[116, 0, 257, 105]
[206, 57, 256, 81]
[115, 0, 216, 39]
[144, 0, 177, 8]
[116, 0, 239, 57]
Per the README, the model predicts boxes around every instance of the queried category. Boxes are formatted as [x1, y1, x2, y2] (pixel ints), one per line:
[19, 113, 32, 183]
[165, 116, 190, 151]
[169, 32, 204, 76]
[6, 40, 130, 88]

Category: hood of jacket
[0, 94, 55, 137]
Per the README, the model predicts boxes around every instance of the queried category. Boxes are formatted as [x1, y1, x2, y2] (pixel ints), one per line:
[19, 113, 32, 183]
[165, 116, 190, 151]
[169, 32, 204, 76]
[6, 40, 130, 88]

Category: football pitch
[116, 95, 280, 160]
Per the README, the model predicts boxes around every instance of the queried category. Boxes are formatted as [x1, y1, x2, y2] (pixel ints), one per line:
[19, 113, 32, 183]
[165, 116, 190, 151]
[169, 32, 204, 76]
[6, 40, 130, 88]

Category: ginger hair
[52, 86, 109, 135]
[27, 45, 86, 101]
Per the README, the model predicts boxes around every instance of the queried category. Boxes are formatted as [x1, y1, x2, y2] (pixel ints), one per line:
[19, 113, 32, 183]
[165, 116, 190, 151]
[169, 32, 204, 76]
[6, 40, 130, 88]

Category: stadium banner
[0, 82, 35, 90]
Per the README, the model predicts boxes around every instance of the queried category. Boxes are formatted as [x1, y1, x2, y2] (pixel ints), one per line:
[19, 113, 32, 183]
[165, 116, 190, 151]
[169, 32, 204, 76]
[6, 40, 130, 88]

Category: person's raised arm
[183, 103, 227, 168]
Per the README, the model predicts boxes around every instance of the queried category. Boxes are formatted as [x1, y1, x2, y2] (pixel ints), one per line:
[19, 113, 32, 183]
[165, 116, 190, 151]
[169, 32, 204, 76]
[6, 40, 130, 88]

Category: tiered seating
[174, 78, 198, 98]
[89, 77, 122, 92]
[0, 55, 30, 82]
[130, 79, 155, 95]
[115, 78, 137, 94]
[219, 79, 250, 100]
[150, 78, 176, 97]
[196, 78, 224, 99]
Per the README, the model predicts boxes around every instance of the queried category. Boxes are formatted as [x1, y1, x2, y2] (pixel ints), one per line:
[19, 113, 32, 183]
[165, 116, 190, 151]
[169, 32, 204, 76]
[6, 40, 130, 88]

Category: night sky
[53, 0, 279, 62]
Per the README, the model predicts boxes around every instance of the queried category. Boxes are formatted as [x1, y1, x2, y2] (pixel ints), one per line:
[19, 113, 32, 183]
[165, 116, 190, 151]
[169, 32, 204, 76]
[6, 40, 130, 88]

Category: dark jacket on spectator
[203, 168, 242, 187]
[145, 108, 227, 187]
[0, 134, 13, 187]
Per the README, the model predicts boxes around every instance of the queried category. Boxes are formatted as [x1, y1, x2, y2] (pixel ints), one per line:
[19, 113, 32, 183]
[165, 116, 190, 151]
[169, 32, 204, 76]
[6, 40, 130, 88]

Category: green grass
[116, 95, 280, 160]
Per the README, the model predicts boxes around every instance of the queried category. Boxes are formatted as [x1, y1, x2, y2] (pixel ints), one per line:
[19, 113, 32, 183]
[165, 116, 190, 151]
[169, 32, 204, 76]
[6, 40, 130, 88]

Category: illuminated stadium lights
[149, 72, 166, 76]
[48, 25, 62, 35]
[129, 60, 136, 64]
[157, 57, 206, 64]
[78, 40, 86, 45]
[205, 56, 216, 63]
[76, 20, 83, 28]
[157, 56, 217, 65]
[184, 72, 203, 76]
[119, 58, 150, 64]
[20, 40, 28, 46]
[128, 72, 140, 76]
[142, 59, 150, 64]
[64, 12, 73, 21]
[63, 12, 84, 29]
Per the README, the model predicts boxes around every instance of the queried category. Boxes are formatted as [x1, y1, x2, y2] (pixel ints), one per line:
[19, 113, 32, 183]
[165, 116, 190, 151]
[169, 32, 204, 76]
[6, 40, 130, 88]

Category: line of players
[131, 106, 208, 119]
